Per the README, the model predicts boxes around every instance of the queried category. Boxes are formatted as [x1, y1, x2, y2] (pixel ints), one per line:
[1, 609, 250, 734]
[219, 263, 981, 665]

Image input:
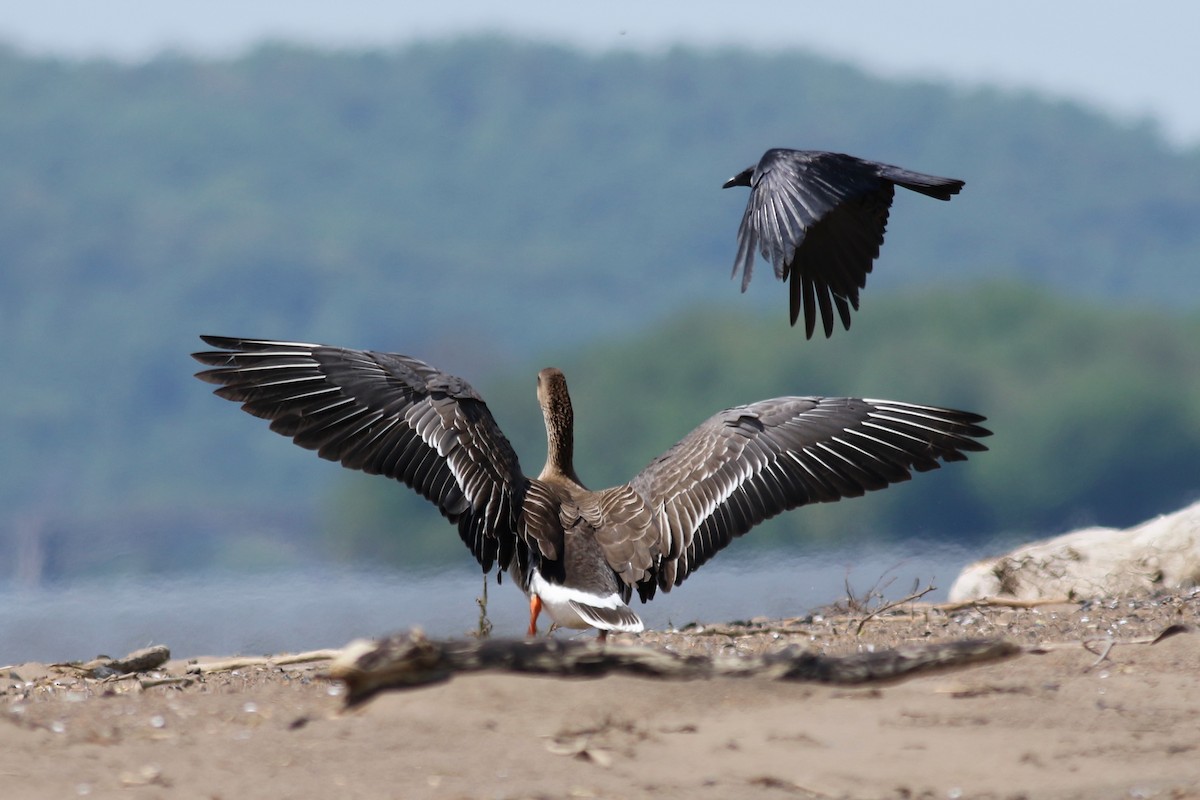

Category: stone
[949, 499, 1200, 602]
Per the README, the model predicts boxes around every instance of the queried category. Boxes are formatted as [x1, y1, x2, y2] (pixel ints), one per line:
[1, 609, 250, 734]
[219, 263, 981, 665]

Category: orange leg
[597, 630, 609, 644]
[527, 594, 543, 637]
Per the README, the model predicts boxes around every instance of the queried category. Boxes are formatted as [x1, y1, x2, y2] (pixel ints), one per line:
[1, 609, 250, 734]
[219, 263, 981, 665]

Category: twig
[855, 584, 936, 635]
[186, 648, 341, 675]
[1150, 623, 1192, 644]
[1027, 625, 1194, 655]
[139, 675, 195, 689]
[1082, 636, 1116, 670]
[473, 572, 493, 640]
[935, 596, 1076, 612]
[681, 620, 817, 638]
[841, 570, 896, 614]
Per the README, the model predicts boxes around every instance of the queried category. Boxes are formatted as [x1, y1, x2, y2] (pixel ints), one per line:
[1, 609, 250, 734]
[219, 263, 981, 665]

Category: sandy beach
[3, 592, 1199, 800]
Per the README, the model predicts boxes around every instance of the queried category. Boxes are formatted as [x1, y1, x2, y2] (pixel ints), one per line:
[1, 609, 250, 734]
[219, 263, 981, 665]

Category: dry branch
[138, 675, 195, 689]
[186, 648, 342, 675]
[53, 645, 171, 678]
[934, 596, 1077, 612]
[854, 583, 937, 634]
[327, 630, 1020, 707]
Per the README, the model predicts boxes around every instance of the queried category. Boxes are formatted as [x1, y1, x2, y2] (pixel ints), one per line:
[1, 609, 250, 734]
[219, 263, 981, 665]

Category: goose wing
[192, 336, 545, 572]
[615, 396, 989, 598]
[729, 149, 964, 338]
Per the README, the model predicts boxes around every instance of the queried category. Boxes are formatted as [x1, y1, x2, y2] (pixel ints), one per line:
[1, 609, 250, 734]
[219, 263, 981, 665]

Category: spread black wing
[726, 149, 964, 338]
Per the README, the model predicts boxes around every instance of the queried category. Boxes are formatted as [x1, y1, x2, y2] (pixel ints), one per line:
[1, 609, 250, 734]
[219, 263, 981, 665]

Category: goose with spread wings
[724, 149, 965, 339]
[194, 336, 990, 637]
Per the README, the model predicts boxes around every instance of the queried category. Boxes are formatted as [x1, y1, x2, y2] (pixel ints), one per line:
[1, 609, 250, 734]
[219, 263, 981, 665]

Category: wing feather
[622, 396, 990, 594]
[193, 336, 534, 571]
[728, 149, 964, 337]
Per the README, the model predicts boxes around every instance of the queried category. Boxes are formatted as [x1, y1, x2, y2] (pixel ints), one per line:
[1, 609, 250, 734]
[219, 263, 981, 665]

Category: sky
[3, 1, 1199, 148]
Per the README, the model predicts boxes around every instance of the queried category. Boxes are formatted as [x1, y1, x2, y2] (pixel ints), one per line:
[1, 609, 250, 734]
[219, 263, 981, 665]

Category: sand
[3, 592, 1199, 800]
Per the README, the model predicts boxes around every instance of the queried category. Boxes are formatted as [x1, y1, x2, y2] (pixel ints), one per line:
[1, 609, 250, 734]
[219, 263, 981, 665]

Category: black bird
[724, 149, 965, 338]
[193, 336, 990, 637]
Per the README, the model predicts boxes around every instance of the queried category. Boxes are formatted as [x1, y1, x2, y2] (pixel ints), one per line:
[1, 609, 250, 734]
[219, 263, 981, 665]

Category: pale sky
[4, 1, 1199, 147]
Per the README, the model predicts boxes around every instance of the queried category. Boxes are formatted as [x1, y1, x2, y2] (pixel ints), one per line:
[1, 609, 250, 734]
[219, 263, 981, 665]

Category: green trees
[325, 288, 1200, 566]
[1, 39, 1198, 576]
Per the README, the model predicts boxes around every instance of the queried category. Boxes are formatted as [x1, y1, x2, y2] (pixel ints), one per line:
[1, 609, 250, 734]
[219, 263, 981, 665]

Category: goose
[724, 149, 965, 339]
[193, 336, 990, 638]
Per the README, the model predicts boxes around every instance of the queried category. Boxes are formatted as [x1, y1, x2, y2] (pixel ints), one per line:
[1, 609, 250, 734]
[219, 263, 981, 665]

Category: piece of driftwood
[934, 596, 1077, 612]
[328, 630, 1020, 707]
[138, 674, 195, 689]
[53, 645, 172, 678]
[186, 648, 342, 675]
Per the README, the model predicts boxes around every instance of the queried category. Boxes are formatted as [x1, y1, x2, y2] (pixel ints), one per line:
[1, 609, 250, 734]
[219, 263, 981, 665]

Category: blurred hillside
[323, 288, 1200, 569]
[1, 38, 1197, 580]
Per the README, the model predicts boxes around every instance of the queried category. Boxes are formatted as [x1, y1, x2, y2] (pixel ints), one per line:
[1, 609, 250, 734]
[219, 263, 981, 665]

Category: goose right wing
[193, 336, 540, 572]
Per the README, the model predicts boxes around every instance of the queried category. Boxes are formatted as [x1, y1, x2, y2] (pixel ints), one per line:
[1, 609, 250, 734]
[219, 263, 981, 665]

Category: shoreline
[3, 593, 1198, 799]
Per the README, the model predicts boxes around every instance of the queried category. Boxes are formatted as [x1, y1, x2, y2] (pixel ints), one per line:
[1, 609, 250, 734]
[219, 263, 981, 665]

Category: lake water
[0, 541, 1001, 664]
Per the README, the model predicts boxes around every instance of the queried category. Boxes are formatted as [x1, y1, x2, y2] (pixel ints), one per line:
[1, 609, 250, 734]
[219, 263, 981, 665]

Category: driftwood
[53, 645, 171, 678]
[327, 630, 1020, 707]
[934, 596, 1077, 612]
[138, 674, 195, 689]
[186, 648, 342, 675]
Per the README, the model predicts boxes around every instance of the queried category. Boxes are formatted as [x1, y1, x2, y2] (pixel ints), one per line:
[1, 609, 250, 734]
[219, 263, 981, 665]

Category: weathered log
[186, 648, 342, 675]
[327, 630, 1020, 707]
[54, 645, 172, 678]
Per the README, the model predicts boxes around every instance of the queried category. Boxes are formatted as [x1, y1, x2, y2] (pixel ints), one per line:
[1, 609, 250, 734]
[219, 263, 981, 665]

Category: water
[0, 542, 995, 664]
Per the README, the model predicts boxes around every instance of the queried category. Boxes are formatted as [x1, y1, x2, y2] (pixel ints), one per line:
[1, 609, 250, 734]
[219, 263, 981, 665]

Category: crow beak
[722, 167, 753, 189]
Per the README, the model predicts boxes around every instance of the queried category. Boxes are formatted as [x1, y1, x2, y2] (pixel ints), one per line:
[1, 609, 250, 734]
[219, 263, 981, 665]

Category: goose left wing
[192, 336, 543, 572]
[619, 396, 990, 598]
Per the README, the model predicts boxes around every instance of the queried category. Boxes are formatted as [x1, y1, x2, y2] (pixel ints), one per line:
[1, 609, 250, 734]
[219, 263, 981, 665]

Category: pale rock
[949, 499, 1200, 602]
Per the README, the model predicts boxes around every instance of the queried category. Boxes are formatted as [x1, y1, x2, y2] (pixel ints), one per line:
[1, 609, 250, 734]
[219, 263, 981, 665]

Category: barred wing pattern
[194, 339, 991, 632]
[625, 397, 990, 599]
[729, 149, 965, 338]
[192, 336, 538, 572]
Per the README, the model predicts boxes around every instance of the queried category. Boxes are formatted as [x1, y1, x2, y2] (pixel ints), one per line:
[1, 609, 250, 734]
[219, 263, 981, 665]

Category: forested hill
[3, 38, 1198, 354]
[2, 38, 1198, 578]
